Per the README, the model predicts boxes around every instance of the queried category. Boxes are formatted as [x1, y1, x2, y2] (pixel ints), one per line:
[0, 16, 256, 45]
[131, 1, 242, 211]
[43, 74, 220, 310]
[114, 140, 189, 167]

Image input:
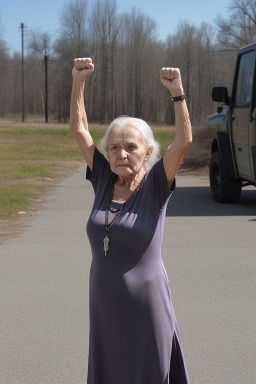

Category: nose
[119, 149, 127, 159]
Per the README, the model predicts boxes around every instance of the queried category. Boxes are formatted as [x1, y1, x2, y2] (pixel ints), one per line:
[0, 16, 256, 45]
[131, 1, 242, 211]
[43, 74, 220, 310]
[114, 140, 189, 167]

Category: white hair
[100, 116, 161, 170]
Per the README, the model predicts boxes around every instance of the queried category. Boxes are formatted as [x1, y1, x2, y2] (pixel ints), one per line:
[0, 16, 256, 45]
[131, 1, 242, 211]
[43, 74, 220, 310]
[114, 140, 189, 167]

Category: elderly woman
[70, 58, 192, 384]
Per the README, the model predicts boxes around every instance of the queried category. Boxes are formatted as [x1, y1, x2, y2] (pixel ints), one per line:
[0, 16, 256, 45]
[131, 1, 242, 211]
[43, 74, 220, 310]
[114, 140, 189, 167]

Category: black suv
[207, 42, 256, 202]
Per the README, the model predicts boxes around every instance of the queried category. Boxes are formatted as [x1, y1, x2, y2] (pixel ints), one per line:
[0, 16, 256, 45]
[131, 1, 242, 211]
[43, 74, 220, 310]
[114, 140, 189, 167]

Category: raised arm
[69, 58, 95, 171]
[160, 67, 192, 185]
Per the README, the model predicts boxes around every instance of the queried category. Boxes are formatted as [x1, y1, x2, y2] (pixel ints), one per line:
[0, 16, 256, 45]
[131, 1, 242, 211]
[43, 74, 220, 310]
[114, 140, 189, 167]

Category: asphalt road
[1, 165, 256, 384]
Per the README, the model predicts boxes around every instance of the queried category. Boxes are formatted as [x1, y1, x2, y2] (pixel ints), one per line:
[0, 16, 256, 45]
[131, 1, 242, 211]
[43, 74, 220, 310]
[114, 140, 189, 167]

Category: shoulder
[86, 147, 112, 191]
[144, 157, 175, 207]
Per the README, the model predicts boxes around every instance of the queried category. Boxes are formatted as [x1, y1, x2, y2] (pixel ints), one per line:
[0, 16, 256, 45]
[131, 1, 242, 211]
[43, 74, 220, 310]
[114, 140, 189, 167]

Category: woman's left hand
[160, 67, 184, 97]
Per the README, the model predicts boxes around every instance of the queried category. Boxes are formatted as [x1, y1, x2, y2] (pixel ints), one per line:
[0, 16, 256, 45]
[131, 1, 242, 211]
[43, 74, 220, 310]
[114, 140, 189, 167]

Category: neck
[116, 168, 146, 190]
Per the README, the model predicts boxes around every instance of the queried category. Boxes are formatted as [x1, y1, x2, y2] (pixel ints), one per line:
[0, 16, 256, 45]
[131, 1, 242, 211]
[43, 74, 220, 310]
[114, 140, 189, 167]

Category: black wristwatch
[170, 94, 186, 102]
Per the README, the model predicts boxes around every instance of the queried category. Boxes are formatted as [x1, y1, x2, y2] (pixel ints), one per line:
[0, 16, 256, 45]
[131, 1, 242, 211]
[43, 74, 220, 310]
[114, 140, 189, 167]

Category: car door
[231, 50, 256, 179]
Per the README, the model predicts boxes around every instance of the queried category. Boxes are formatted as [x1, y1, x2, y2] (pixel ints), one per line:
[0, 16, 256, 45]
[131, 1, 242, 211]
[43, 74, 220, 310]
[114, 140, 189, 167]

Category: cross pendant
[103, 234, 109, 257]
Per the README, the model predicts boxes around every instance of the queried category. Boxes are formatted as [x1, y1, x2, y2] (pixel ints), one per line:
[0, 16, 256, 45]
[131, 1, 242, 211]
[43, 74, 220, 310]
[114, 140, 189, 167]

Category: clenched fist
[72, 58, 94, 82]
[160, 67, 184, 97]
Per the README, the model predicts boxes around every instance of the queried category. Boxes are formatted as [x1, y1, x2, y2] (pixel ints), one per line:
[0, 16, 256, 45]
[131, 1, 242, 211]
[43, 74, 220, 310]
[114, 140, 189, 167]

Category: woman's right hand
[72, 58, 94, 82]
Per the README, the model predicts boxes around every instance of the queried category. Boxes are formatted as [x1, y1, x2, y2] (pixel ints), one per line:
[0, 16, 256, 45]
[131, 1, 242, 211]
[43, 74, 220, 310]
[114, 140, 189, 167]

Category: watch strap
[170, 94, 186, 102]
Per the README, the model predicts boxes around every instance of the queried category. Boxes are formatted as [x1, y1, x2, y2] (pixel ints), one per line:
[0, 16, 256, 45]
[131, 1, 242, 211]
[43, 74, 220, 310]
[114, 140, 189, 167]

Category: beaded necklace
[103, 174, 145, 256]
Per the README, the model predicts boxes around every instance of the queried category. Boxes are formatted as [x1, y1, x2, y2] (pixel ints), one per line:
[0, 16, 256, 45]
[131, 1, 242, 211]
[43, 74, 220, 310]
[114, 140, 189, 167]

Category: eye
[128, 144, 136, 150]
[110, 145, 117, 151]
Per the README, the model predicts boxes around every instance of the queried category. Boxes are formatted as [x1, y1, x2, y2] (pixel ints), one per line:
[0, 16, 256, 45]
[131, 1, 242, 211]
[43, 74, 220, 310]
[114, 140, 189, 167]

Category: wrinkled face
[108, 125, 151, 177]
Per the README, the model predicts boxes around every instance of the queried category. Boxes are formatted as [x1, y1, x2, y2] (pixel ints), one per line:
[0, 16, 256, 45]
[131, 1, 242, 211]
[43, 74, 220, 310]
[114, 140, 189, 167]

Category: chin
[115, 166, 133, 175]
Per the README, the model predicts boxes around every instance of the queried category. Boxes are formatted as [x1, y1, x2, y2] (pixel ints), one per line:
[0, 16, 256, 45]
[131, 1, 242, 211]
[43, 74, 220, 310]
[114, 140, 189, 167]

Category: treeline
[0, 0, 255, 125]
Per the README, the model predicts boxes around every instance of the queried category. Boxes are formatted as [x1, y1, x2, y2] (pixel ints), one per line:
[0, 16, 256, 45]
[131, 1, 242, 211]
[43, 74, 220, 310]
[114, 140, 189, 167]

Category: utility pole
[21, 23, 25, 122]
[44, 53, 48, 123]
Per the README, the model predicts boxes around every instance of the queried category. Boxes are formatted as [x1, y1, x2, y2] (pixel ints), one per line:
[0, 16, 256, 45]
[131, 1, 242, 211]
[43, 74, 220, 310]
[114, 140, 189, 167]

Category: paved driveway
[1, 166, 255, 383]
[164, 175, 256, 384]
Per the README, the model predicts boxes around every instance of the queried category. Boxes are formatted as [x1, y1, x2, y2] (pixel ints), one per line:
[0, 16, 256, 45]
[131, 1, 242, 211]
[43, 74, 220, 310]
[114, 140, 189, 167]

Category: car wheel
[210, 152, 241, 202]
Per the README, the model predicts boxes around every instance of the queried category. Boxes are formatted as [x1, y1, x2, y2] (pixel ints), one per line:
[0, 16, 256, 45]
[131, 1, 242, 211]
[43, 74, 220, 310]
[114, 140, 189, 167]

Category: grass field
[0, 124, 81, 219]
[0, 123, 177, 220]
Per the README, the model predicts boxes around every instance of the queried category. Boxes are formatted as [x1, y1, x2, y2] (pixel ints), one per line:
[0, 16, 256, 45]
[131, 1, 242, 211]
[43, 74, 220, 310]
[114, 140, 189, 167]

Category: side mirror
[212, 87, 228, 103]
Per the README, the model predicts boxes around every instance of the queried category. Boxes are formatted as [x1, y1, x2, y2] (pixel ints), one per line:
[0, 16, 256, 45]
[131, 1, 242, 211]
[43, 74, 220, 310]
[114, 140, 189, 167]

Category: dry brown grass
[181, 125, 218, 172]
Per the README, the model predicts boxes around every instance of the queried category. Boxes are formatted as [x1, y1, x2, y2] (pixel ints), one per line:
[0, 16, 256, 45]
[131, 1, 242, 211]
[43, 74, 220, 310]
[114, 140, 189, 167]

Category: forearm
[163, 98, 192, 183]
[161, 66, 192, 182]
[173, 98, 192, 150]
[69, 79, 88, 134]
[160, 67, 192, 150]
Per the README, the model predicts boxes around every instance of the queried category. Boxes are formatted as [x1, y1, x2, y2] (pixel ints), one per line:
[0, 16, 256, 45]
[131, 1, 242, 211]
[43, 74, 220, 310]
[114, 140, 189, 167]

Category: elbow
[171, 136, 192, 157]
[69, 119, 83, 136]
[187, 134, 193, 147]
[176, 121, 192, 150]
[179, 135, 192, 151]
[184, 135, 192, 152]
[184, 126, 193, 148]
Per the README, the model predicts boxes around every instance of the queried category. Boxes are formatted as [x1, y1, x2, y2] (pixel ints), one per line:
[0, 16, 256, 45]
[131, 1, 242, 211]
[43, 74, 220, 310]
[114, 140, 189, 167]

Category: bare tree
[89, 0, 119, 122]
[28, 30, 51, 56]
[59, 0, 88, 56]
[215, 0, 256, 49]
[119, 9, 157, 118]
[172, 20, 197, 116]
[0, 12, 9, 117]
[54, 0, 89, 121]
[0, 1, 246, 126]
[26, 31, 52, 115]
[194, 23, 216, 121]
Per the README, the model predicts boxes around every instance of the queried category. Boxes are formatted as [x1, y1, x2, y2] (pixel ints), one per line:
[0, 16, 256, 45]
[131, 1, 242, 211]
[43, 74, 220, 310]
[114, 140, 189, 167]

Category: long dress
[86, 147, 190, 384]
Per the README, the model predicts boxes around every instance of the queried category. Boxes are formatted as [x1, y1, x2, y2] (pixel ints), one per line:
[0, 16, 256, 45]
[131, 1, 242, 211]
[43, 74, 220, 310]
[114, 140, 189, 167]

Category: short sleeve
[145, 157, 175, 208]
[86, 147, 111, 193]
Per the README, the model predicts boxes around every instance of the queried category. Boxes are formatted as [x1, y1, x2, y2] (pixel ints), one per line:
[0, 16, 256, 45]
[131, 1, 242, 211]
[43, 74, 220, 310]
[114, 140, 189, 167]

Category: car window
[235, 51, 256, 104]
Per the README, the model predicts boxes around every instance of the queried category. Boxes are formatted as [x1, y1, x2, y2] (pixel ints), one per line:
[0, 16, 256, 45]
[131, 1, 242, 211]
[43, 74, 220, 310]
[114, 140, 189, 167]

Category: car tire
[210, 152, 241, 202]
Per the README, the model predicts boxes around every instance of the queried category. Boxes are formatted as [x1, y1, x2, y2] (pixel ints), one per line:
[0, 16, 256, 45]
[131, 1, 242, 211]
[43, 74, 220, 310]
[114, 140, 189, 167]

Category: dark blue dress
[86, 147, 189, 384]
